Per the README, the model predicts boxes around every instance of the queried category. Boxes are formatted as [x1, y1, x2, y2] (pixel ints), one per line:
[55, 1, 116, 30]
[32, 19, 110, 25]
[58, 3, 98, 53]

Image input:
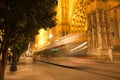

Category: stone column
[61, 0, 69, 35]
[87, 13, 93, 56]
[104, 11, 111, 48]
[108, 48, 113, 61]
[96, 10, 103, 56]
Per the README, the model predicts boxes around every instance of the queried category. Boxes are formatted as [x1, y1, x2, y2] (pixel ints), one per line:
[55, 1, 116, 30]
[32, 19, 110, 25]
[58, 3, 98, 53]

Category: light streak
[70, 41, 87, 51]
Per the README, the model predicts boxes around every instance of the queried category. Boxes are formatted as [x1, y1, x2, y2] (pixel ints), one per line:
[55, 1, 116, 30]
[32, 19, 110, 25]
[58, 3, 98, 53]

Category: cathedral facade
[53, 0, 120, 60]
[86, 0, 120, 60]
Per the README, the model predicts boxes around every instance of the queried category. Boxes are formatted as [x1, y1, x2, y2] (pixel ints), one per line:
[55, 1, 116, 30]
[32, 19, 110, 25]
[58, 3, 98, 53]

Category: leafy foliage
[0, 0, 58, 54]
[0, 0, 58, 77]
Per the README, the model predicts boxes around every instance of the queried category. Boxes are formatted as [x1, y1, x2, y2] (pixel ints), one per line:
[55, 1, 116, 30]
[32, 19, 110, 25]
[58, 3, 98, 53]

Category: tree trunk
[17, 54, 20, 63]
[10, 52, 17, 71]
[0, 62, 4, 80]
[0, 46, 9, 80]
[0, 26, 12, 80]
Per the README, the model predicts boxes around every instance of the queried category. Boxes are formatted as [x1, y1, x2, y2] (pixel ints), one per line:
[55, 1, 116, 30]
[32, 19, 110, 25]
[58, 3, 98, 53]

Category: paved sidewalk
[5, 57, 54, 80]
[5, 57, 120, 80]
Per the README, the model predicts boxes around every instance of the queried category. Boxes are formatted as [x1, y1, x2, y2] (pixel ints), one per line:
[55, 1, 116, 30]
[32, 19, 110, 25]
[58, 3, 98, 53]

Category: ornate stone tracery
[71, 0, 87, 36]
[56, 0, 120, 60]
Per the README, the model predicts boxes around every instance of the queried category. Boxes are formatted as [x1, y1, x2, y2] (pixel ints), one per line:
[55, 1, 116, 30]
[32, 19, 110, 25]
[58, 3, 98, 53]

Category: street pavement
[5, 57, 120, 80]
[39, 57, 120, 68]
[5, 57, 55, 80]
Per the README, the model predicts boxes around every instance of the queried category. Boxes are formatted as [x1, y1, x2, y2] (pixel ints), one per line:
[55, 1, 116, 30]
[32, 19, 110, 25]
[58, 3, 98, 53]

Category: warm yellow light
[35, 28, 49, 48]
[49, 33, 53, 39]
[35, 44, 37, 48]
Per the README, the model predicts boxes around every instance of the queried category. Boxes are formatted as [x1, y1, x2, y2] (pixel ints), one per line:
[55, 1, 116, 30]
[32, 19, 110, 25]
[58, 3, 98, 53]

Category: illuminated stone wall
[55, 0, 120, 59]
[52, 0, 88, 39]
[34, 0, 120, 60]
[50, 0, 73, 40]
[86, 0, 120, 60]
[70, 0, 87, 36]
[35, 28, 49, 48]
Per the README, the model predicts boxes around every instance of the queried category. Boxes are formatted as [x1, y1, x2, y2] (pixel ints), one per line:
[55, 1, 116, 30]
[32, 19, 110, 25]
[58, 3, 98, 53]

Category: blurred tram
[33, 34, 88, 60]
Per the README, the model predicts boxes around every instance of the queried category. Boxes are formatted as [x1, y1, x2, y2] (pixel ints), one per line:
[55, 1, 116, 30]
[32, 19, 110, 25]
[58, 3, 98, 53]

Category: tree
[10, 33, 31, 71]
[0, 0, 58, 80]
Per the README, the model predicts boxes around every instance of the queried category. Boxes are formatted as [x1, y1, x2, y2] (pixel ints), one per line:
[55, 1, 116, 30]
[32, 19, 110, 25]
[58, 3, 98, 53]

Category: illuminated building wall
[54, 0, 120, 59]
[35, 28, 49, 48]
[34, 0, 88, 49]
[34, 0, 120, 59]
[52, 0, 88, 39]
[86, 0, 120, 59]
[53, 0, 70, 37]
[71, 0, 87, 36]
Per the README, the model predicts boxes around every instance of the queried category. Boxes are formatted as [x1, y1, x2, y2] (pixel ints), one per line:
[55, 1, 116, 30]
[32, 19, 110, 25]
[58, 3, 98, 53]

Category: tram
[33, 40, 88, 61]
